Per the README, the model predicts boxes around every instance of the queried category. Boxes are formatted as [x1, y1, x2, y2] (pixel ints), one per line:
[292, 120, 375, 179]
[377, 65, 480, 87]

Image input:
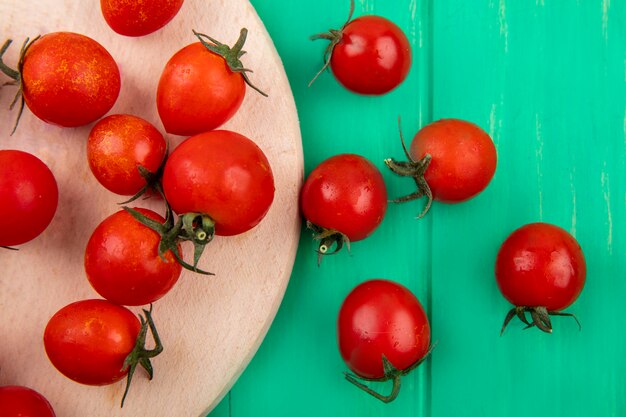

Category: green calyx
[384, 117, 434, 218]
[120, 305, 163, 408]
[345, 345, 434, 403]
[308, 0, 355, 87]
[192, 28, 268, 97]
[123, 206, 215, 276]
[0, 36, 39, 135]
[306, 220, 351, 266]
[500, 305, 582, 335]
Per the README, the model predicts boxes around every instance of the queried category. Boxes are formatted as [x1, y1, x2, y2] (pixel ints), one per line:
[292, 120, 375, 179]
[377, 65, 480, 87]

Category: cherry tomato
[385, 118, 497, 217]
[85, 208, 182, 306]
[157, 29, 266, 136]
[87, 114, 167, 196]
[44, 299, 162, 406]
[0, 32, 120, 129]
[0, 386, 56, 417]
[300, 154, 387, 259]
[162, 130, 275, 236]
[101, 0, 184, 37]
[338, 279, 431, 402]
[310, 1, 411, 95]
[0, 150, 58, 247]
[496, 222, 586, 334]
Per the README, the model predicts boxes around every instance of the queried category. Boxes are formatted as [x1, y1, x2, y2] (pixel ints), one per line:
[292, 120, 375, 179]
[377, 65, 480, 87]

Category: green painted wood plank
[429, 1, 626, 416]
[209, 0, 434, 416]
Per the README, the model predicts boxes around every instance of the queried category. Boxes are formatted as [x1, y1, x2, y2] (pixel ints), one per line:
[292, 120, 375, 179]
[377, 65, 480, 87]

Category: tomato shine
[496, 223, 586, 311]
[0, 386, 56, 417]
[338, 279, 430, 379]
[85, 208, 182, 306]
[162, 130, 275, 236]
[300, 154, 387, 241]
[331, 15, 411, 95]
[44, 299, 141, 385]
[22, 32, 120, 127]
[410, 119, 497, 203]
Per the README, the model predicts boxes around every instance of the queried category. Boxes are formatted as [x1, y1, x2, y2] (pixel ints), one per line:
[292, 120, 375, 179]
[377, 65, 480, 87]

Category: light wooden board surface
[0, 1, 303, 416]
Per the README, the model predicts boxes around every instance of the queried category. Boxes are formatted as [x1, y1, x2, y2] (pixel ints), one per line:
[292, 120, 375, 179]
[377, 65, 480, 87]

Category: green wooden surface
[211, 0, 625, 416]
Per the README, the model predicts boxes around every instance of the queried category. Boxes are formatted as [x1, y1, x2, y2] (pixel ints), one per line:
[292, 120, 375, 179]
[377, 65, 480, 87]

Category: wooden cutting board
[0, 0, 303, 415]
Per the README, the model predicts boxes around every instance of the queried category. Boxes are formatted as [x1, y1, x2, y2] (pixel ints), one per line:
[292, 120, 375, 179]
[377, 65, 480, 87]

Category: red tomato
[1, 32, 120, 129]
[157, 29, 266, 136]
[162, 130, 275, 236]
[0, 386, 56, 417]
[338, 279, 431, 402]
[87, 114, 167, 196]
[101, 0, 184, 37]
[310, 3, 411, 95]
[300, 154, 387, 258]
[0, 150, 58, 247]
[85, 208, 182, 306]
[386, 118, 497, 216]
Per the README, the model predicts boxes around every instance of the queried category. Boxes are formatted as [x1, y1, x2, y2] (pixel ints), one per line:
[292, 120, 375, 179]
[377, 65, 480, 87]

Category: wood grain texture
[212, 0, 626, 416]
[0, 1, 302, 416]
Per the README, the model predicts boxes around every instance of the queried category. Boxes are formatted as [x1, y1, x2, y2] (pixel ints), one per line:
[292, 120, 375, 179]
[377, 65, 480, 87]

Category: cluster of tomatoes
[302, 0, 587, 403]
[0, 0, 275, 414]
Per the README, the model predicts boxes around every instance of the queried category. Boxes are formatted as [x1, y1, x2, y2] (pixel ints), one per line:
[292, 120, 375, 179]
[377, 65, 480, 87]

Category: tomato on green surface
[101, 0, 184, 37]
[162, 130, 275, 237]
[0, 150, 58, 247]
[310, 0, 411, 95]
[87, 114, 167, 197]
[338, 279, 431, 402]
[0, 32, 120, 131]
[85, 208, 182, 306]
[44, 299, 162, 406]
[0, 386, 56, 417]
[496, 222, 586, 334]
[300, 154, 387, 262]
[385, 118, 497, 217]
[157, 29, 266, 136]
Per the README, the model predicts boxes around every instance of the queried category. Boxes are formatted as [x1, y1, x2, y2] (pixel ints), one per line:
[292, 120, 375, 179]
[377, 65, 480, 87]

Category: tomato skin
[0, 150, 58, 247]
[44, 299, 141, 386]
[338, 279, 430, 379]
[300, 154, 387, 242]
[496, 223, 586, 311]
[157, 42, 245, 136]
[330, 15, 411, 95]
[101, 0, 184, 37]
[87, 114, 167, 196]
[410, 119, 497, 203]
[85, 208, 182, 306]
[21, 32, 120, 127]
[162, 130, 274, 236]
[0, 386, 56, 417]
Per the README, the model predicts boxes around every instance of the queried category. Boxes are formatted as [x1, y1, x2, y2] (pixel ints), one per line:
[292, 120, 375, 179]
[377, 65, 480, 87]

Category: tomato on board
[0, 32, 120, 130]
[496, 222, 586, 334]
[162, 130, 275, 237]
[87, 114, 167, 196]
[44, 299, 162, 406]
[385, 118, 497, 217]
[85, 208, 182, 306]
[310, 0, 411, 95]
[338, 279, 431, 402]
[101, 0, 184, 37]
[0, 150, 58, 247]
[0, 386, 56, 417]
[157, 29, 266, 136]
[300, 154, 386, 262]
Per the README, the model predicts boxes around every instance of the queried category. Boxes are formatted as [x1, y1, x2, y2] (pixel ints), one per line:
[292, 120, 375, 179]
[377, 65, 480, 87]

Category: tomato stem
[305, 220, 351, 266]
[192, 28, 268, 97]
[120, 305, 163, 408]
[500, 306, 582, 335]
[308, 0, 356, 87]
